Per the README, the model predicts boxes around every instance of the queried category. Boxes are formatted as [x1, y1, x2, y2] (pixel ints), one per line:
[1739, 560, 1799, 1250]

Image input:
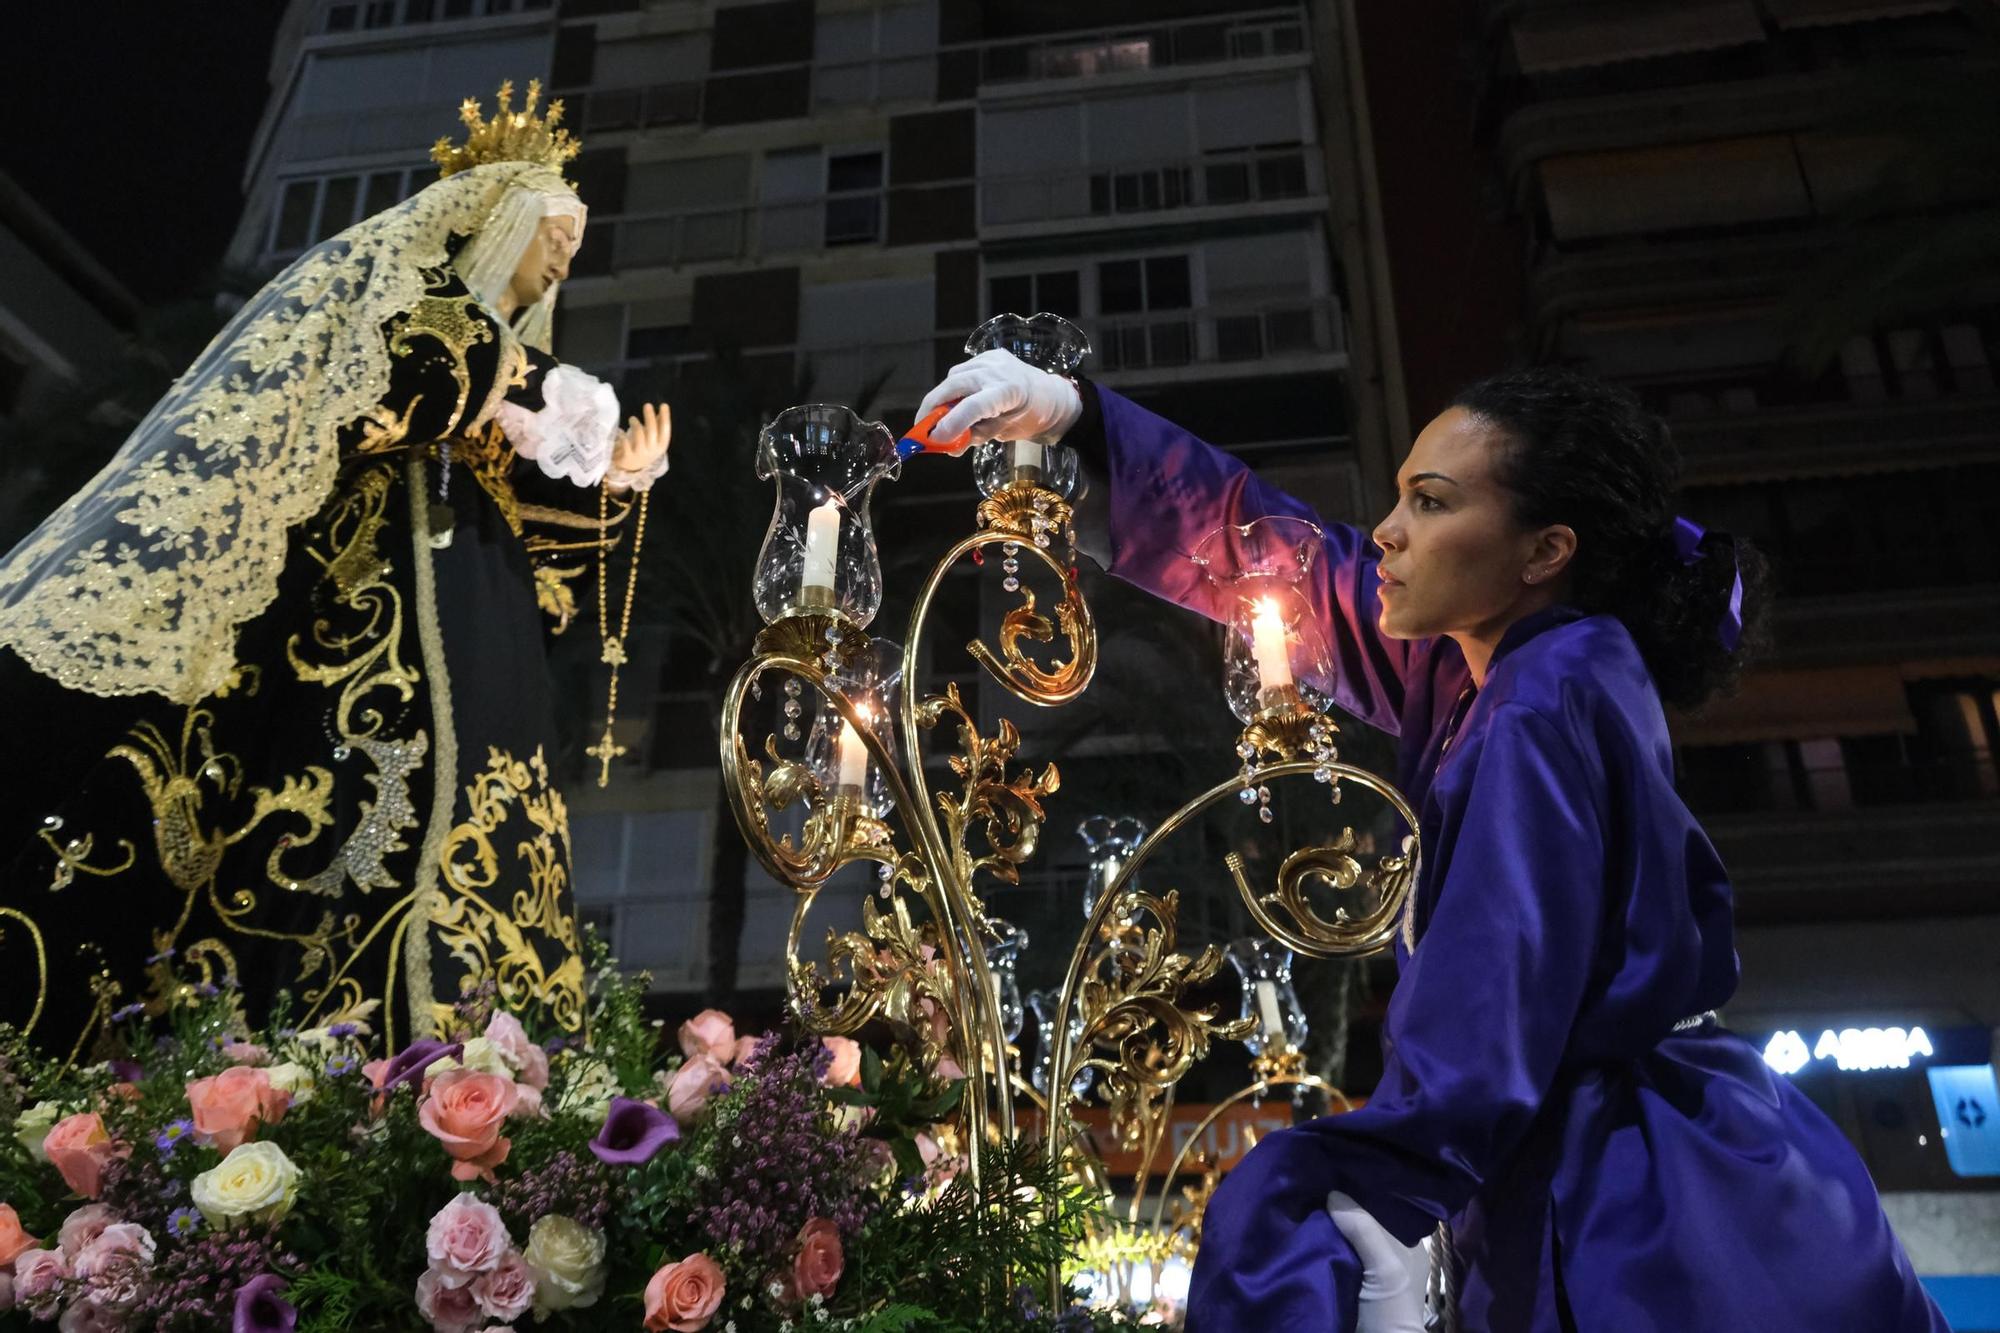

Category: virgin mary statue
[0, 83, 669, 1061]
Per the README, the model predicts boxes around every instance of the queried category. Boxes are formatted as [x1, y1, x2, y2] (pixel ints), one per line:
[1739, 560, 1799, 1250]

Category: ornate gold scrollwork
[1068, 889, 1255, 1153]
[1223, 763, 1419, 959]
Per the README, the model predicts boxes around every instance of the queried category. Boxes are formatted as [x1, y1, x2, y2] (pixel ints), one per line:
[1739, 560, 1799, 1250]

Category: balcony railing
[976, 7, 1307, 87]
[311, 0, 549, 37]
[554, 4, 1310, 137]
[1086, 297, 1347, 378]
[573, 186, 935, 273]
[980, 145, 1320, 230]
[589, 300, 1344, 403]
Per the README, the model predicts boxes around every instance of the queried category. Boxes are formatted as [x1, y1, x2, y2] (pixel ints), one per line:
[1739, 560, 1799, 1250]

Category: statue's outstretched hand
[610, 401, 671, 489]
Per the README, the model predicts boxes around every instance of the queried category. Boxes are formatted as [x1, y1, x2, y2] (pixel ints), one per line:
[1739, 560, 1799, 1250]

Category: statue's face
[507, 213, 580, 313]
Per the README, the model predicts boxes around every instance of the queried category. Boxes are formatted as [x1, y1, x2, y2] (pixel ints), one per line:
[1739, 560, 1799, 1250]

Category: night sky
[9, 4, 283, 303]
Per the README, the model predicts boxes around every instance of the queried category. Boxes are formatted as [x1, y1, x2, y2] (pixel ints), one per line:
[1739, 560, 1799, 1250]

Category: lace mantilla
[0, 162, 576, 702]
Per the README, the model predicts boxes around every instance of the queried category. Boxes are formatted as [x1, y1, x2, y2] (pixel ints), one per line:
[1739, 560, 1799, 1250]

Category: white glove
[1327, 1191, 1430, 1333]
[914, 349, 1083, 453]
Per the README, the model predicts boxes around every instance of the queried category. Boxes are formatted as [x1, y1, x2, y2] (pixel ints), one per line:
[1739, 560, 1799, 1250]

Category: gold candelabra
[718, 317, 1422, 1317]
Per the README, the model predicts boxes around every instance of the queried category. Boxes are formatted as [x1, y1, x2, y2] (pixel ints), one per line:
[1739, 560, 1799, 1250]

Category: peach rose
[820, 1037, 862, 1089]
[419, 1070, 515, 1182]
[643, 1252, 725, 1332]
[0, 1204, 37, 1266]
[676, 1010, 735, 1063]
[43, 1113, 126, 1200]
[665, 1055, 731, 1125]
[793, 1218, 843, 1302]
[730, 1035, 763, 1068]
[185, 1066, 288, 1152]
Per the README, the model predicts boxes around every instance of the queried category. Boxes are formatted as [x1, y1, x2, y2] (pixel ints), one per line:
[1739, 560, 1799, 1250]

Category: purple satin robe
[1073, 386, 1949, 1333]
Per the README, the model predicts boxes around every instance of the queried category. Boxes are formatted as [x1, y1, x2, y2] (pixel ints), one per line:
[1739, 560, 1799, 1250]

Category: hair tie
[1670, 516, 1744, 652]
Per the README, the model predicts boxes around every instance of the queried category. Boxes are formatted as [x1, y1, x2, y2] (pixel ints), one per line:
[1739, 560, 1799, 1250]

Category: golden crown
[430, 80, 582, 180]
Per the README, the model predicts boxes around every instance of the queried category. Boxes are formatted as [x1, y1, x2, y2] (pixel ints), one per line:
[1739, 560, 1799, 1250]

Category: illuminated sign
[1763, 1026, 1935, 1075]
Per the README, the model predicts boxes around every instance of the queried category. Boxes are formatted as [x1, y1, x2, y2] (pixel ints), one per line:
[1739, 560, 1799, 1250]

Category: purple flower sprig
[686, 1038, 877, 1269]
[491, 1150, 615, 1234]
[156, 1118, 197, 1159]
[136, 1227, 299, 1332]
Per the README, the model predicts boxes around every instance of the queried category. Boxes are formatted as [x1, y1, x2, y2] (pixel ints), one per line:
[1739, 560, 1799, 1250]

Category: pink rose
[56, 1297, 124, 1333]
[56, 1204, 116, 1257]
[481, 1013, 549, 1090]
[730, 1035, 762, 1068]
[220, 1041, 269, 1066]
[75, 1222, 155, 1313]
[0, 1203, 38, 1266]
[471, 1250, 535, 1322]
[43, 1113, 126, 1199]
[665, 1055, 732, 1125]
[185, 1066, 288, 1152]
[425, 1194, 510, 1287]
[361, 1058, 392, 1090]
[792, 1218, 844, 1302]
[643, 1251, 726, 1331]
[416, 1266, 483, 1330]
[419, 1071, 515, 1182]
[13, 1249, 68, 1318]
[677, 1010, 736, 1063]
[510, 1083, 546, 1120]
[820, 1037, 862, 1088]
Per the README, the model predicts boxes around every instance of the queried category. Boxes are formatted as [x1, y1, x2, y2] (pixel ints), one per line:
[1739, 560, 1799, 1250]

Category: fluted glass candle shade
[1226, 937, 1308, 1059]
[805, 636, 903, 817]
[1076, 814, 1148, 919]
[985, 921, 1029, 1046]
[1190, 516, 1335, 724]
[966, 313, 1088, 501]
[753, 405, 899, 628]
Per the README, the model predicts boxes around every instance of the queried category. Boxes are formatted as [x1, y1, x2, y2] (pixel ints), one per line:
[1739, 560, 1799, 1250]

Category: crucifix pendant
[586, 725, 627, 788]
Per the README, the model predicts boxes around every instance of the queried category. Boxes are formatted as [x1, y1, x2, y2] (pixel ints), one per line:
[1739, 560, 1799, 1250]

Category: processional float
[718, 314, 1419, 1317]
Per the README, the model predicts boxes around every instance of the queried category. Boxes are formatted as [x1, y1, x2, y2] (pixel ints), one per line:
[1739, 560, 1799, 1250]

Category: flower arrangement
[0, 941, 1122, 1333]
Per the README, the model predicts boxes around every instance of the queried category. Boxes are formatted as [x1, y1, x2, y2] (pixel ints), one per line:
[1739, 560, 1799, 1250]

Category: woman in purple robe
[917, 356, 1950, 1332]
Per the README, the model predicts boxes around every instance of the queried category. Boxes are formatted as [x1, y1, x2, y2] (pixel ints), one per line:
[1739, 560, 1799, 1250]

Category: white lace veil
[451, 187, 586, 353]
[0, 161, 581, 703]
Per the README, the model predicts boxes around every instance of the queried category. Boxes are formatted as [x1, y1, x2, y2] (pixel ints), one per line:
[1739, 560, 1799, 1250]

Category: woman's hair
[1450, 367, 1771, 710]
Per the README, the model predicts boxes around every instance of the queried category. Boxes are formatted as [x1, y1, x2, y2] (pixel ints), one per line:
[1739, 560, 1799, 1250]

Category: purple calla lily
[232, 1275, 297, 1333]
[589, 1096, 680, 1166]
[382, 1038, 462, 1091]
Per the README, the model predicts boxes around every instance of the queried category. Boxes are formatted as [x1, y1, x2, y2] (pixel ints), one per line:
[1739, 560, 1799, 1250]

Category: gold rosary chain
[590, 480, 649, 786]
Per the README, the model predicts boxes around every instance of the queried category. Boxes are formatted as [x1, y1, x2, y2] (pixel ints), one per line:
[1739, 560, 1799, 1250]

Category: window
[985, 270, 1080, 320]
[824, 151, 885, 246]
[1095, 255, 1194, 370]
[268, 167, 423, 257]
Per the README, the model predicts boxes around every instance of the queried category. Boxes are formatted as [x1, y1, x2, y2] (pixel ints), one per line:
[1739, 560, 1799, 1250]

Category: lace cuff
[605, 447, 670, 493]
[495, 365, 619, 487]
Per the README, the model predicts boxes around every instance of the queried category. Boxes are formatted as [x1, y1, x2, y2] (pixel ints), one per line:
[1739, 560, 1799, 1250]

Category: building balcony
[1707, 800, 2000, 923]
[1495, 70, 1846, 194]
[1670, 394, 2000, 486]
[977, 146, 1323, 240]
[1771, 586, 2000, 670]
[590, 297, 1347, 409]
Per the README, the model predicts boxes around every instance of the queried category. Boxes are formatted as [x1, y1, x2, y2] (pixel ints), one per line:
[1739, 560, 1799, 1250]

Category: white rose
[454, 1037, 513, 1078]
[523, 1214, 606, 1315]
[15, 1101, 61, 1163]
[191, 1142, 302, 1229]
[264, 1062, 316, 1106]
[558, 1056, 620, 1121]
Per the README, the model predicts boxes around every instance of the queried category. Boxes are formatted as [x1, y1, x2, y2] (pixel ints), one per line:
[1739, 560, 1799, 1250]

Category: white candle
[837, 716, 868, 790]
[801, 499, 841, 598]
[1255, 980, 1286, 1042]
[1010, 439, 1043, 475]
[1251, 599, 1294, 699]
